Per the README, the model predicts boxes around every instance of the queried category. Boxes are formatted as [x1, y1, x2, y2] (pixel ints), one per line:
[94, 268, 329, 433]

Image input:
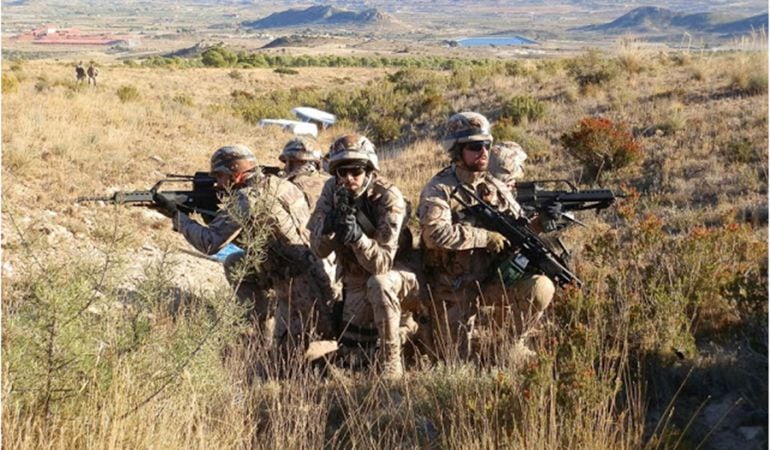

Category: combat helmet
[488, 141, 528, 184]
[327, 134, 379, 172]
[441, 112, 494, 158]
[210, 144, 258, 176]
[279, 136, 322, 163]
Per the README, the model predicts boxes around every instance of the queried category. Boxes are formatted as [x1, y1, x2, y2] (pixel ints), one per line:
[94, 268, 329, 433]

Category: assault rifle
[514, 179, 625, 229]
[515, 179, 624, 213]
[453, 184, 582, 288]
[76, 166, 284, 220]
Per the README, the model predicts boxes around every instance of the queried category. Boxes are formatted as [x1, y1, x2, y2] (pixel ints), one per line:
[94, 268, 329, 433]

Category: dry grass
[2, 46, 767, 449]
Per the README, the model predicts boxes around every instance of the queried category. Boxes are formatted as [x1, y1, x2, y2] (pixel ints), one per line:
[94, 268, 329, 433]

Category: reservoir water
[457, 36, 537, 47]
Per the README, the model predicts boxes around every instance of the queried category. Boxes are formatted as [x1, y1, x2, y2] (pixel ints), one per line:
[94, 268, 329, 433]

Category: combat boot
[377, 314, 404, 381]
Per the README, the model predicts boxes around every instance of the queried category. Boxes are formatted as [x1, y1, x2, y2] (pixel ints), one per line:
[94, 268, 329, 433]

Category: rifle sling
[355, 209, 377, 237]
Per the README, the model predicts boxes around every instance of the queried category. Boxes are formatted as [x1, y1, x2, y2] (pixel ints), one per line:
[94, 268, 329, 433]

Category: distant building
[17, 24, 138, 46]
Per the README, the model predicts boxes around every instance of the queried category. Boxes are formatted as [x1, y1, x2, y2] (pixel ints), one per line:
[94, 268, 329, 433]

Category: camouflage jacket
[176, 174, 313, 274]
[309, 175, 409, 280]
[418, 163, 523, 289]
[286, 165, 330, 212]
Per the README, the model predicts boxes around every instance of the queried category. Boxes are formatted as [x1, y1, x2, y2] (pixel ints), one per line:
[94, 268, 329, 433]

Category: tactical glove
[152, 193, 178, 218]
[486, 231, 507, 254]
[335, 213, 363, 246]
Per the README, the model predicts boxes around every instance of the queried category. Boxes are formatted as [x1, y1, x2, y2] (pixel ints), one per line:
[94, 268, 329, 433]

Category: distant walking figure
[86, 63, 99, 86]
[75, 62, 86, 84]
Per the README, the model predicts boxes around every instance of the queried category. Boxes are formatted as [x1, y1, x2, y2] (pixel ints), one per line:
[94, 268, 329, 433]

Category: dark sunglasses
[336, 166, 365, 178]
[464, 141, 492, 153]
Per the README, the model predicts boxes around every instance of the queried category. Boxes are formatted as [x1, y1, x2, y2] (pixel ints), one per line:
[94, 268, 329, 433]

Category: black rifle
[77, 172, 220, 218]
[76, 166, 286, 219]
[452, 184, 582, 288]
[515, 179, 624, 213]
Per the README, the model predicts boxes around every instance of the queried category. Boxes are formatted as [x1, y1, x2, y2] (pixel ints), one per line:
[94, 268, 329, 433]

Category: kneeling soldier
[309, 134, 420, 381]
[418, 112, 556, 360]
[155, 144, 334, 349]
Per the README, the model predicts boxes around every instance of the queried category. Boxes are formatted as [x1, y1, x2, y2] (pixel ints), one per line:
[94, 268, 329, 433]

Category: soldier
[279, 136, 343, 315]
[75, 61, 86, 84]
[279, 136, 328, 211]
[417, 112, 557, 360]
[86, 63, 98, 86]
[153, 144, 334, 350]
[309, 134, 420, 381]
[488, 141, 528, 191]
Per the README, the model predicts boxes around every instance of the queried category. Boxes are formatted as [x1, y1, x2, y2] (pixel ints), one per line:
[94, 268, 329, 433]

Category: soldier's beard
[460, 158, 489, 172]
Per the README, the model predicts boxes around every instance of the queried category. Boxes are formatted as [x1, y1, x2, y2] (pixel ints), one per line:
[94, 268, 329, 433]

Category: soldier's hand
[335, 213, 362, 245]
[152, 193, 178, 218]
[486, 231, 508, 253]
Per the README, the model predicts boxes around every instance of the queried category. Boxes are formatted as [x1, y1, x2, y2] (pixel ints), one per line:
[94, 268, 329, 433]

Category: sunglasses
[336, 166, 365, 178]
[464, 141, 492, 153]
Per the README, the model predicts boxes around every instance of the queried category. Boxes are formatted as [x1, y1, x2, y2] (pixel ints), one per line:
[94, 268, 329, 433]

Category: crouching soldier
[418, 112, 556, 361]
[309, 134, 420, 381]
[154, 144, 335, 350]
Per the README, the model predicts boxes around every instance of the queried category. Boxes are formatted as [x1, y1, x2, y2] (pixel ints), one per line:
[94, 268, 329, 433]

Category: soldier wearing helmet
[488, 141, 528, 190]
[279, 136, 328, 210]
[309, 133, 421, 381]
[417, 112, 555, 360]
[155, 144, 336, 357]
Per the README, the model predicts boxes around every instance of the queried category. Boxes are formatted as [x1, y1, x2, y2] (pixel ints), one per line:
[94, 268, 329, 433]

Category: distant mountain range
[241, 5, 392, 29]
[574, 6, 768, 36]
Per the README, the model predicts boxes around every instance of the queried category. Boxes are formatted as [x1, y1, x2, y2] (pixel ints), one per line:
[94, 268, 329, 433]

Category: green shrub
[116, 85, 140, 103]
[273, 67, 299, 75]
[491, 118, 549, 159]
[560, 116, 642, 177]
[2, 73, 19, 94]
[201, 46, 237, 68]
[228, 69, 243, 80]
[565, 49, 620, 88]
[172, 94, 194, 106]
[501, 95, 546, 125]
[723, 138, 761, 164]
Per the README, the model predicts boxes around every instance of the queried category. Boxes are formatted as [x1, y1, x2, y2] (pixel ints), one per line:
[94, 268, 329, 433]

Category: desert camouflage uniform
[282, 147, 342, 302]
[309, 174, 420, 377]
[175, 173, 335, 346]
[488, 141, 527, 187]
[418, 163, 554, 357]
[286, 164, 329, 212]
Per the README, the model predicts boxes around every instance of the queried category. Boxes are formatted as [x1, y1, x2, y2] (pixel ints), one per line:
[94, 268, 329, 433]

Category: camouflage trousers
[339, 264, 421, 347]
[224, 252, 335, 348]
[426, 274, 555, 359]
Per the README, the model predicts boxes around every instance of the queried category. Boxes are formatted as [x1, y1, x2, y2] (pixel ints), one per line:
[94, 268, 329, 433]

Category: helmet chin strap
[351, 172, 373, 199]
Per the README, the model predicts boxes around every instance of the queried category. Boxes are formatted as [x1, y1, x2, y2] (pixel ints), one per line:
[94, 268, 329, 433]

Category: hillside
[574, 6, 766, 36]
[2, 48, 768, 449]
[241, 5, 392, 29]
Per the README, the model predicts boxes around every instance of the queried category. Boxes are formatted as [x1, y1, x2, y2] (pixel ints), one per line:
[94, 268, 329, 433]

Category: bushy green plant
[116, 85, 140, 103]
[201, 46, 237, 68]
[560, 116, 642, 177]
[273, 67, 299, 75]
[566, 49, 621, 88]
[2, 73, 19, 94]
[491, 118, 549, 159]
[501, 95, 546, 125]
[722, 137, 762, 164]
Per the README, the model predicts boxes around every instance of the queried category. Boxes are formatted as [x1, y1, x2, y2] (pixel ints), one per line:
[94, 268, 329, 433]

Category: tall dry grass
[2, 46, 767, 449]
